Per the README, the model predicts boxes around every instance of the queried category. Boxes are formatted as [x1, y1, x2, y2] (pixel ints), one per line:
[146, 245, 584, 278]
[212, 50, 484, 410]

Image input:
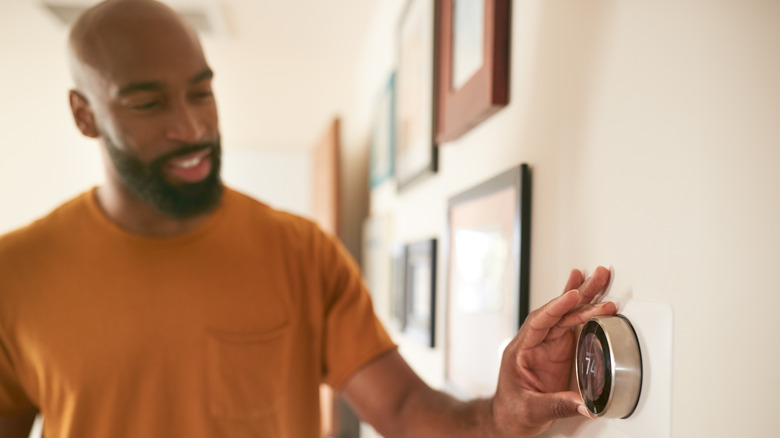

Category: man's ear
[69, 89, 99, 138]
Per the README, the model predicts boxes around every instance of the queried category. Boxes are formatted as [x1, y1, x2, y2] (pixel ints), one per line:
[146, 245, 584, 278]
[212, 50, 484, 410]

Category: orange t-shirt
[0, 187, 396, 437]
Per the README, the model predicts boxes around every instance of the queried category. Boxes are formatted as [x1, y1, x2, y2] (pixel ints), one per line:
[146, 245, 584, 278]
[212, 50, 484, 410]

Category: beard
[103, 133, 223, 219]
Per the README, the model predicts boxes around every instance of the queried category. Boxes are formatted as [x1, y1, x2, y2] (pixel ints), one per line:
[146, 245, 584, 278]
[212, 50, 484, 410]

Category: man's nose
[165, 100, 206, 143]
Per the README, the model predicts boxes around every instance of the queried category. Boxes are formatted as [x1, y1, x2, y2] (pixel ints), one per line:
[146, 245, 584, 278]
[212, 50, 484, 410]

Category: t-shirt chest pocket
[206, 322, 291, 423]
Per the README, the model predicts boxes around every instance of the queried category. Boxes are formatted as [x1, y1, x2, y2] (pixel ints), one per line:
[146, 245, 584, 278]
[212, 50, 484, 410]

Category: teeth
[170, 150, 209, 169]
[175, 156, 201, 168]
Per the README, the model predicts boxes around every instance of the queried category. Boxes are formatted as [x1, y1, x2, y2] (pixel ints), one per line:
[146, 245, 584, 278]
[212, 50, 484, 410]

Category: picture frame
[403, 238, 437, 348]
[370, 73, 396, 188]
[444, 164, 531, 399]
[395, 0, 438, 190]
[436, 0, 510, 143]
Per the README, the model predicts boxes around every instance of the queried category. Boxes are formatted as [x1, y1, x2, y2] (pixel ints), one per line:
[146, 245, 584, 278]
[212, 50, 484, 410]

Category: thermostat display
[576, 315, 642, 419]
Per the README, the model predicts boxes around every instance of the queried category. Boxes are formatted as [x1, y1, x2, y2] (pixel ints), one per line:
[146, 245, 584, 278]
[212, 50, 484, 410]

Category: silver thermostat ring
[576, 315, 643, 418]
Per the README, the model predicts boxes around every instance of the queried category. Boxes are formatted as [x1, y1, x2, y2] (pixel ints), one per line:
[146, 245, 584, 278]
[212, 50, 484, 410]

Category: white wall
[346, 0, 780, 437]
[221, 148, 311, 217]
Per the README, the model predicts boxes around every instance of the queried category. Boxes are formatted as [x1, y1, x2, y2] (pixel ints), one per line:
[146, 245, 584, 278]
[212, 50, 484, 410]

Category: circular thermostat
[575, 315, 642, 419]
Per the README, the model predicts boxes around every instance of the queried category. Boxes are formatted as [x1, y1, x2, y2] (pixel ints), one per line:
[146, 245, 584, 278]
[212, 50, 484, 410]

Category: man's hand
[491, 266, 617, 437]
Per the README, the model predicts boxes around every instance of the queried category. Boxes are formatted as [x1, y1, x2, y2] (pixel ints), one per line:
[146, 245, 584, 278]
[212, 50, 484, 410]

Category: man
[0, 0, 616, 436]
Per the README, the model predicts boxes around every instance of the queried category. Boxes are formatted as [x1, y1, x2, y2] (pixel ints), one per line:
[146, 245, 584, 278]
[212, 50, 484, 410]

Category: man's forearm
[391, 389, 503, 438]
[342, 350, 510, 438]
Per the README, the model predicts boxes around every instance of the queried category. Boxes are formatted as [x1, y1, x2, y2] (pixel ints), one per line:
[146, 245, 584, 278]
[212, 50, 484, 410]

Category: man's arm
[342, 349, 499, 437]
[0, 408, 37, 438]
[342, 266, 616, 438]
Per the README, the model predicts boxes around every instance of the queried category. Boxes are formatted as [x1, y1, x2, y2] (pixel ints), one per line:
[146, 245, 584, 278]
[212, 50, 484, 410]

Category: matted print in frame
[395, 0, 438, 190]
[444, 164, 531, 399]
[436, 0, 510, 143]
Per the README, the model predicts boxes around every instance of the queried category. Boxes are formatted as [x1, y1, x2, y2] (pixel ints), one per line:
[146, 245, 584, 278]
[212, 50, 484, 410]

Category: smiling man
[0, 1, 616, 437]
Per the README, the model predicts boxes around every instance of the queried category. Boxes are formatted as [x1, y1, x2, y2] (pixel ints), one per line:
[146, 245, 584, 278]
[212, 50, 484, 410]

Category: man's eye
[191, 91, 214, 101]
[131, 100, 160, 110]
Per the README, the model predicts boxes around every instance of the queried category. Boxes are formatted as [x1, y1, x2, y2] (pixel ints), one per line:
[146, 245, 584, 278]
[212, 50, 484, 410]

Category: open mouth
[164, 148, 213, 183]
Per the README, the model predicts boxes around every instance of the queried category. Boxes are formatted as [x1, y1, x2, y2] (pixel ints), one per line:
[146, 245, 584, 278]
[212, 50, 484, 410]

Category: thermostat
[575, 315, 643, 419]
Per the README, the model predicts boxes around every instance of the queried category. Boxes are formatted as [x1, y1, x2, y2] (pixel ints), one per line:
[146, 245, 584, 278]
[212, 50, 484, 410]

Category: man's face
[76, 10, 223, 218]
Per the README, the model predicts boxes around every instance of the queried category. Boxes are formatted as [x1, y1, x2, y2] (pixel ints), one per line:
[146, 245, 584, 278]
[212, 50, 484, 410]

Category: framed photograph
[444, 164, 531, 399]
[395, 0, 438, 190]
[436, 0, 510, 143]
[370, 73, 396, 188]
[403, 238, 437, 348]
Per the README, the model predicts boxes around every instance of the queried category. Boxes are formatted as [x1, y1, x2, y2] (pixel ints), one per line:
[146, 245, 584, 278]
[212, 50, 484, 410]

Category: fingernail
[578, 404, 592, 418]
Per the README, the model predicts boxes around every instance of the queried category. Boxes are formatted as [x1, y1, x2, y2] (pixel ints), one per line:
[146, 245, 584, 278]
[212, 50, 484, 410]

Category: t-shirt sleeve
[318, 231, 397, 390]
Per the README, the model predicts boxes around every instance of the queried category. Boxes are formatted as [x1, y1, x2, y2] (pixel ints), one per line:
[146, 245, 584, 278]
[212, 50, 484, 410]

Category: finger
[577, 266, 611, 304]
[559, 301, 618, 327]
[522, 390, 590, 426]
[562, 269, 584, 294]
[519, 290, 581, 348]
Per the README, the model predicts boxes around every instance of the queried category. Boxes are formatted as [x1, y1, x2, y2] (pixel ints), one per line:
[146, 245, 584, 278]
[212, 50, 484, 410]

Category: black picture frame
[403, 238, 437, 348]
[444, 164, 531, 398]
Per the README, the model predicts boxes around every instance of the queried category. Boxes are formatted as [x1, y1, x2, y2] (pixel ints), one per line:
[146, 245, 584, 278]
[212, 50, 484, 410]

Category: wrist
[485, 396, 514, 438]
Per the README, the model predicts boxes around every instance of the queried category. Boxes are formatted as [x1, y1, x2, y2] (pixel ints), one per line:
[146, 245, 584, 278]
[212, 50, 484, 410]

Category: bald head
[68, 0, 207, 98]
[65, 0, 216, 142]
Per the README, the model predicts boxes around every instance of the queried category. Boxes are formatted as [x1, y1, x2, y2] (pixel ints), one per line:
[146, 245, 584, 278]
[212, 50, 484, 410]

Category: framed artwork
[444, 164, 531, 399]
[370, 73, 396, 188]
[436, 0, 510, 143]
[403, 238, 437, 348]
[395, 0, 438, 190]
[389, 244, 408, 332]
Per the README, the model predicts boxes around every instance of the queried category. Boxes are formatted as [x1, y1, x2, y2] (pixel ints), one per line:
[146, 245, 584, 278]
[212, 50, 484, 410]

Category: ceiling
[33, 0, 380, 151]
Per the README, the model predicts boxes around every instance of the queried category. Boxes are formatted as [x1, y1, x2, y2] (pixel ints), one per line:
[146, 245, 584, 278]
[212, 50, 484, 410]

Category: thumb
[524, 391, 590, 424]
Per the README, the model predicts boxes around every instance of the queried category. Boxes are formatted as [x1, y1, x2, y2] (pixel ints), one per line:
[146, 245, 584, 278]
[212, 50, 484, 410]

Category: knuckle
[554, 400, 571, 418]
